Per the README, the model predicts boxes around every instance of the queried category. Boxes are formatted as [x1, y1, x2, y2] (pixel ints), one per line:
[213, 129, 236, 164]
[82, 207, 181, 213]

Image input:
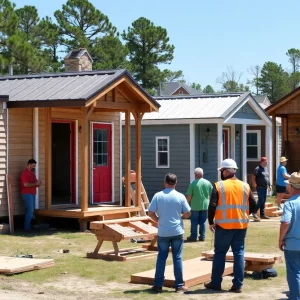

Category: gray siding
[122, 124, 190, 200]
[198, 124, 218, 184]
[232, 103, 261, 120]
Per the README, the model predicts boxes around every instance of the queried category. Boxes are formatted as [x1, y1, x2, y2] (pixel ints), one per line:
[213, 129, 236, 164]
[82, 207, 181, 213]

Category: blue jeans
[211, 226, 247, 288]
[22, 194, 35, 230]
[284, 250, 300, 300]
[256, 187, 267, 216]
[154, 234, 184, 288]
[190, 210, 207, 240]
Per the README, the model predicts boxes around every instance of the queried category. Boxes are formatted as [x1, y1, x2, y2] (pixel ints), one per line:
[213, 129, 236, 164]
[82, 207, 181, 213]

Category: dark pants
[256, 187, 267, 216]
[211, 226, 247, 288]
[190, 210, 207, 240]
[22, 194, 35, 230]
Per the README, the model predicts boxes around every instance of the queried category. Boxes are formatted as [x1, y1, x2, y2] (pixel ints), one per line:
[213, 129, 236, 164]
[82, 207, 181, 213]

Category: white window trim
[156, 136, 170, 168]
[246, 130, 261, 161]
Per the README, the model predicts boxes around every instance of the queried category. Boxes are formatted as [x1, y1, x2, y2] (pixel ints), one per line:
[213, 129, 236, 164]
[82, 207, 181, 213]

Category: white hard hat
[217, 158, 238, 170]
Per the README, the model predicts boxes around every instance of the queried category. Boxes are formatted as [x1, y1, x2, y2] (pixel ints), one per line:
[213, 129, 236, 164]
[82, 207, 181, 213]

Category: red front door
[92, 123, 112, 203]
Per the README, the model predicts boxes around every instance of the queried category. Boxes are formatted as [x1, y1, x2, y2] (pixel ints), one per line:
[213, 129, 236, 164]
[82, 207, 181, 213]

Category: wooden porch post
[272, 115, 277, 186]
[81, 107, 89, 212]
[133, 111, 143, 208]
[45, 107, 52, 209]
[125, 111, 131, 207]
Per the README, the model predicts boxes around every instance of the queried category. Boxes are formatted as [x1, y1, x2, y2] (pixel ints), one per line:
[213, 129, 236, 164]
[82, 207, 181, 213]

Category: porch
[4, 69, 159, 228]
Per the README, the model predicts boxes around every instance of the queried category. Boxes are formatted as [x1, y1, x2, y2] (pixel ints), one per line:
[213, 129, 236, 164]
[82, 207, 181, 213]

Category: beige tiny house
[0, 49, 159, 230]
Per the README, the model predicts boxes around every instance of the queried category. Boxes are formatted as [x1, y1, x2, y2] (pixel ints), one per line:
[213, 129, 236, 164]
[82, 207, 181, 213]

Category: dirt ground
[0, 274, 289, 300]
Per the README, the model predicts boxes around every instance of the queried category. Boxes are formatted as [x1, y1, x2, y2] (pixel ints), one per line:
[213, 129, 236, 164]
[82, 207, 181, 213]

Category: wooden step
[264, 206, 278, 217]
[131, 257, 235, 288]
[265, 202, 273, 208]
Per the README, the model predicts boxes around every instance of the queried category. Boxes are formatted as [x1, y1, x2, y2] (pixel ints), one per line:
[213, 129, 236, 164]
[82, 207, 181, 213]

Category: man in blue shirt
[279, 172, 300, 300]
[148, 173, 191, 293]
[276, 156, 290, 210]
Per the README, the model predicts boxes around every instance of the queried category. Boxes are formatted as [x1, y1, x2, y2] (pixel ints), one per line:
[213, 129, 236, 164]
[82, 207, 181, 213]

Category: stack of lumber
[0, 256, 54, 275]
[131, 257, 236, 288]
[87, 216, 158, 261]
[202, 250, 281, 272]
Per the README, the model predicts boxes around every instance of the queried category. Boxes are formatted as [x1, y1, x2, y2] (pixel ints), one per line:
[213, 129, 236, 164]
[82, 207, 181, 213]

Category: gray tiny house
[123, 92, 273, 200]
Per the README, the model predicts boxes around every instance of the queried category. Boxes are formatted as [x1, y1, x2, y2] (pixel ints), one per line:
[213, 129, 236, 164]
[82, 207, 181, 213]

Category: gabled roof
[143, 93, 247, 120]
[254, 95, 271, 109]
[156, 81, 200, 96]
[133, 92, 271, 126]
[0, 70, 159, 109]
[265, 86, 300, 115]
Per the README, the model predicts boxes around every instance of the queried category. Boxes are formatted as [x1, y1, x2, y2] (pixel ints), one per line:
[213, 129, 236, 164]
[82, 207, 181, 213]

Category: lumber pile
[131, 257, 237, 288]
[0, 256, 54, 275]
[202, 250, 281, 272]
[87, 216, 158, 261]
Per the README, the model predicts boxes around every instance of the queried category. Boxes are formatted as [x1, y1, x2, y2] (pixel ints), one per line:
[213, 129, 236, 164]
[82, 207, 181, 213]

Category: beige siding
[7, 108, 33, 216]
[4, 105, 121, 215]
[0, 102, 8, 216]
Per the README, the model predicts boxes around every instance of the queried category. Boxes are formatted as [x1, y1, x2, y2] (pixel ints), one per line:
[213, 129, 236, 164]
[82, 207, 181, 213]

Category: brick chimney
[64, 48, 93, 72]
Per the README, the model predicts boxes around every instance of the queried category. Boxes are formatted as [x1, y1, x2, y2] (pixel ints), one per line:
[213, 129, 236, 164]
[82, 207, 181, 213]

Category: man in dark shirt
[251, 157, 271, 219]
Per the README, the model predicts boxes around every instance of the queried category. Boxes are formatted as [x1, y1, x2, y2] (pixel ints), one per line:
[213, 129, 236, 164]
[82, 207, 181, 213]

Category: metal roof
[0, 70, 159, 108]
[141, 93, 247, 120]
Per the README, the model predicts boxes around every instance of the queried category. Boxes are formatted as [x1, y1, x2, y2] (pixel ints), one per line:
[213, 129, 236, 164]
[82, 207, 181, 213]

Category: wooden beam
[133, 111, 144, 209]
[125, 111, 131, 207]
[86, 77, 126, 106]
[45, 107, 52, 209]
[96, 101, 147, 111]
[112, 88, 116, 102]
[124, 78, 159, 112]
[115, 86, 133, 103]
[87, 102, 96, 119]
[81, 107, 89, 212]
[272, 115, 277, 186]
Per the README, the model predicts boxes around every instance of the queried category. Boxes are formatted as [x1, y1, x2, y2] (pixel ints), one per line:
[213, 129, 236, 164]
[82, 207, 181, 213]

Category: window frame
[246, 130, 261, 161]
[155, 136, 170, 168]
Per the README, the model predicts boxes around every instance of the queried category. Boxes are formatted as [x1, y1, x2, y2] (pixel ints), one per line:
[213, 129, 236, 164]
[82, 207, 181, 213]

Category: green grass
[0, 219, 286, 299]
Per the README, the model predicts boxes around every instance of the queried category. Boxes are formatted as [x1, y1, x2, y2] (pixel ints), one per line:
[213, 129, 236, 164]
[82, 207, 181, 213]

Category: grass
[0, 218, 287, 299]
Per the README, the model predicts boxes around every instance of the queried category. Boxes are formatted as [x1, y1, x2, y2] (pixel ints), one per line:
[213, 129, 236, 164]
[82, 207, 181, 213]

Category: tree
[247, 65, 261, 95]
[258, 61, 289, 103]
[163, 69, 184, 82]
[216, 66, 249, 92]
[286, 48, 300, 90]
[54, 0, 116, 49]
[191, 82, 201, 91]
[36, 16, 63, 72]
[91, 35, 128, 70]
[202, 85, 215, 93]
[122, 17, 175, 90]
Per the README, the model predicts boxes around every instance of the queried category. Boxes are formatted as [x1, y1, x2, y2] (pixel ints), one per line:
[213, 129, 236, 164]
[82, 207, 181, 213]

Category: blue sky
[13, 0, 300, 90]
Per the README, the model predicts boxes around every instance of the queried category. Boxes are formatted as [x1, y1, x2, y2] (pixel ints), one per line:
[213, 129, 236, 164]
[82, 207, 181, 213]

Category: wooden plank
[45, 108, 52, 209]
[90, 216, 154, 230]
[129, 221, 158, 235]
[125, 111, 131, 207]
[131, 258, 234, 288]
[0, 256, 54, 275]
[202, 250, 281, 263]
[6, 174, 14, 234]
[81, 107, 89, 212]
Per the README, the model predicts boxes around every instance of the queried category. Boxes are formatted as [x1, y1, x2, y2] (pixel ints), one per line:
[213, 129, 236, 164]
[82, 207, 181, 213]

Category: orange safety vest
[215, 178, 250, 229]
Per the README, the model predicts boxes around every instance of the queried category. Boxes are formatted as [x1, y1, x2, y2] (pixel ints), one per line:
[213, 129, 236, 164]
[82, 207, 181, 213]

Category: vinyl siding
[0, 102, 8, 216]
[232, 103, 261, 120]
[123, 124, 190, 200]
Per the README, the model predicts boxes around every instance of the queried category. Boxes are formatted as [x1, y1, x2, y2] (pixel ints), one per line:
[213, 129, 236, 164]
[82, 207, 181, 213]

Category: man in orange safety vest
[204, 159, 257, 293]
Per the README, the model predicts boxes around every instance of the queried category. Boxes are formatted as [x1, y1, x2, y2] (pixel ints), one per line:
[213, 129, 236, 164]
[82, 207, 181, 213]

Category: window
[156, 137, 170, 168]
[246, 130, 261, 160]
[93, 129, 108, 166]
